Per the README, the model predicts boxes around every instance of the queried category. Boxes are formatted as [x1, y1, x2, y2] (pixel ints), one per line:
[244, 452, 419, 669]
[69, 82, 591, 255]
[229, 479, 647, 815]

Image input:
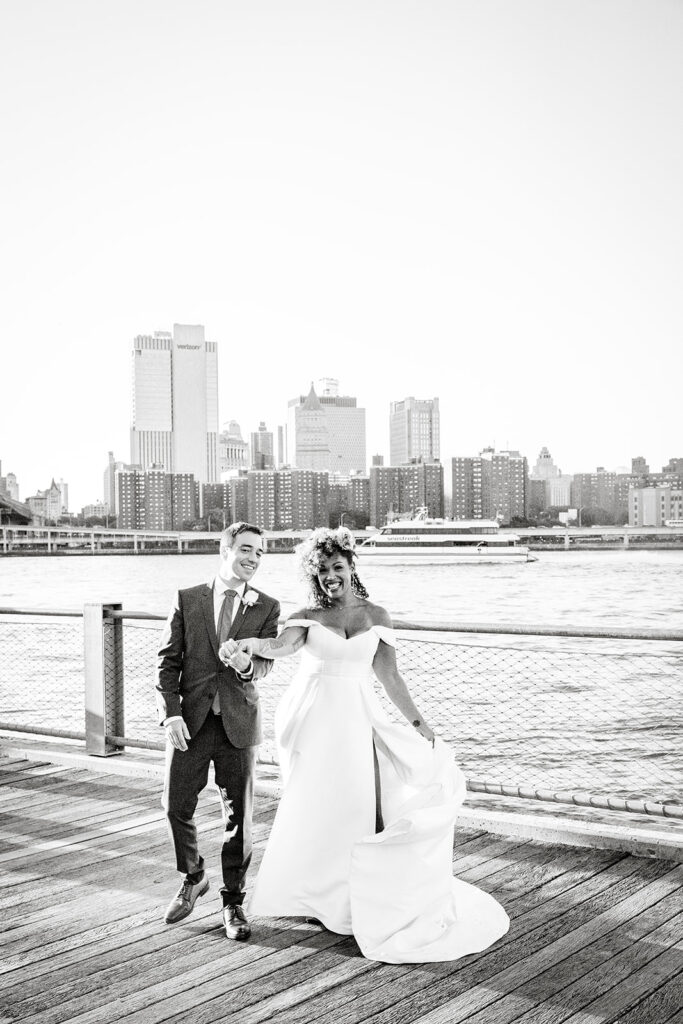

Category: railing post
[83, 602, 124, 756]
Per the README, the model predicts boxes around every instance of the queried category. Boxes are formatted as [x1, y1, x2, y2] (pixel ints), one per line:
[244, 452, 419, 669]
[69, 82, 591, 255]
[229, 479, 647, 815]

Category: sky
[1, 0, 682, 510]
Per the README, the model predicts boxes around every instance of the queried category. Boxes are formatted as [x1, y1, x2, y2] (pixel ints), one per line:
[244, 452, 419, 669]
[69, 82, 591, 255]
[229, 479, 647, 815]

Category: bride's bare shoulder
[286, 608, 313, 623]
[366, 602, 393, 628]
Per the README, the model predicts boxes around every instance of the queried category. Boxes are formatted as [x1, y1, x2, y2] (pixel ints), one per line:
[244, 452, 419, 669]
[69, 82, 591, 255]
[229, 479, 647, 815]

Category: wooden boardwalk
[0, 754, 681, 1024]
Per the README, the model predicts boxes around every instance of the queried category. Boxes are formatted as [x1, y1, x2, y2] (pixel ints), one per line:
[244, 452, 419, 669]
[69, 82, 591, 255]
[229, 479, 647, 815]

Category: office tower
[389, 397, 440, 466]
[219, 420, 249, 476]
[369, 463, 444, 527]
[287, 380, 366, 476]
[130, 324, 219, 484]
[56, 479, 69, 514]
[287, 384, 329, 470]
[531, 447, 559, 481]
[529, 447, 571, 513]
[631, 456, 650, 475]
[0, 461, 20, 501]
[26, 480, 64, 524]
[371, 455, 384, 467]
[451, 449, 528, 525]
[663, 457, 683, 474]
[250, 422, 275, 470]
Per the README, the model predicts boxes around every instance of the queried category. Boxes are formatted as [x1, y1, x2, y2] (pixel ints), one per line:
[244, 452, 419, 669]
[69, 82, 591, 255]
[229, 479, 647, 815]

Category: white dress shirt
[164, 579, 251, 726]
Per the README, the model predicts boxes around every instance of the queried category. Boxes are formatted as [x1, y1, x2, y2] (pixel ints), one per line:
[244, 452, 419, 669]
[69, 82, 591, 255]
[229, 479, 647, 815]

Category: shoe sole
[164, 878, 210, 924]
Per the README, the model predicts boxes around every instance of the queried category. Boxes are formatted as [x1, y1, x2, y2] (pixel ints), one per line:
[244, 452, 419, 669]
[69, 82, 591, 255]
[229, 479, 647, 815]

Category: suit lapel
[229, 588, 259, 640]
[202, 585, 219, 656]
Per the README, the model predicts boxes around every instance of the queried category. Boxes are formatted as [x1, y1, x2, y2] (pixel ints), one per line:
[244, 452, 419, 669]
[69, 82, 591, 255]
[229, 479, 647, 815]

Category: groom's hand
[220, 639, 253, 674]
[165, 718, 190, 751]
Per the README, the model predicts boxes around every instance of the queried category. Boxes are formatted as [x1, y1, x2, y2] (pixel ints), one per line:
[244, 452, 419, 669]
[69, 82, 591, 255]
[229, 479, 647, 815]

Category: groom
[156, 521, 280, 940]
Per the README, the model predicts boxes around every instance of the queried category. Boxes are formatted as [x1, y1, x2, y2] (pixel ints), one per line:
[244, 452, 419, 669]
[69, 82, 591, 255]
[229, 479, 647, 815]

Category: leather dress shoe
[223, 904, 251, 940]
[164, 874, 209, 923]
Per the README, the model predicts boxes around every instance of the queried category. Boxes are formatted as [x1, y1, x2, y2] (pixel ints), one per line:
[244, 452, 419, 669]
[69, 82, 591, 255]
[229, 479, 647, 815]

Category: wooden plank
[448, 908, 683, 1024]
[383, 865, 683, 1024]
[618, 978, 683, 1024]
[12, 927, 361, 1024]
[0, 792, 163, 847]
[3, 921, 347, 1024]
[2, 762, 681, 1024]
[0, 803, 281, 965]
[560, 941, 683, 1024]
[0, 759, 52, 773]
[0, 796, 279, 916]
[295, 859, 679, 1024]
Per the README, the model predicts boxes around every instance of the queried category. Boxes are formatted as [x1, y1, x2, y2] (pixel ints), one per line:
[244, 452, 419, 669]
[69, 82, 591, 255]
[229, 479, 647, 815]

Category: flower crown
[296, 527, 356, 578]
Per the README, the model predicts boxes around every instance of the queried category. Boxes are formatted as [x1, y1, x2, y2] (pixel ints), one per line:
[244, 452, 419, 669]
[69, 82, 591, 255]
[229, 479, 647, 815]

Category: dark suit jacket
[156, 582, 280, 747]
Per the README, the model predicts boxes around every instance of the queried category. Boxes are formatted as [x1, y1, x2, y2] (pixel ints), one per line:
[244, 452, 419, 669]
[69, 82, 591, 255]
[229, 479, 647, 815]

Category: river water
[1, 548, 682, 628]
[1, 550, 681, 804]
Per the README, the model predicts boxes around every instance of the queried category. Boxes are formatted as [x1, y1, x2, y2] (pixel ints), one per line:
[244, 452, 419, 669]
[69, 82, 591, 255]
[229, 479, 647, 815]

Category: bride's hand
[412, 719, 436, 746]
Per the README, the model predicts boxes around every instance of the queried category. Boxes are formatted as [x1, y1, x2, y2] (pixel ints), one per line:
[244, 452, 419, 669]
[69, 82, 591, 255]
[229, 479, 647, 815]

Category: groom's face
[220, 531, 264, 584]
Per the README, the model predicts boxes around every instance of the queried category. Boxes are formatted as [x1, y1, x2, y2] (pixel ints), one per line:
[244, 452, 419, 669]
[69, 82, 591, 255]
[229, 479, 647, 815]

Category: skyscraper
[529, 447, 571, 513]
[130, 323, 219, 484]
[389, 397, 440, 465]
[287, 380, 366, 476]
[219, 420, 249, 477]
[250, 422, 275, 470]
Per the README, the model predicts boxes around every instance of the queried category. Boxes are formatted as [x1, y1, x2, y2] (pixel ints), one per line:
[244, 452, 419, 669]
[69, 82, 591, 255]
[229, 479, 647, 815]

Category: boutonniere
[241, 590, 259, 610]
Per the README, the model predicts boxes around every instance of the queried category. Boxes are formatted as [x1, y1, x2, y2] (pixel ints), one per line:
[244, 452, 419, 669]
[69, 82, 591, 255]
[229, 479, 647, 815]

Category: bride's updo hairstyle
[296, 527, 370, 609]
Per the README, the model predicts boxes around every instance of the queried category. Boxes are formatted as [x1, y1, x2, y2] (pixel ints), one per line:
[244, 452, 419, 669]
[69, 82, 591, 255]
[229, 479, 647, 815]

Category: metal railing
[1, 605, 682, 819]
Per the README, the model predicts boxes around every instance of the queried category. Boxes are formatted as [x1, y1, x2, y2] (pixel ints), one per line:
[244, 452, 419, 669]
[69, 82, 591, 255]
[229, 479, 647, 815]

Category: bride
[223, 527, 509, 963]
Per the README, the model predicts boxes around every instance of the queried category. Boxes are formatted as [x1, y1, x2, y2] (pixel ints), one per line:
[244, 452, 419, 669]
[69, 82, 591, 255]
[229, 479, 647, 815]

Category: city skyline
[3, 355, 682, 512]
[2, 1, 682, 509]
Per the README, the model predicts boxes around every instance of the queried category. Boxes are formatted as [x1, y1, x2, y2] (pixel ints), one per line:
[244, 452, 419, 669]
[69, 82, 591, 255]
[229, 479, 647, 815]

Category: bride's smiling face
[317, 552, 353, 601]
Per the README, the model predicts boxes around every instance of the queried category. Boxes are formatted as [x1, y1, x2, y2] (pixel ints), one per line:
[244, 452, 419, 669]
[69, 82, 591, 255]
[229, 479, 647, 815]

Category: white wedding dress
[250, 621, 509, 963]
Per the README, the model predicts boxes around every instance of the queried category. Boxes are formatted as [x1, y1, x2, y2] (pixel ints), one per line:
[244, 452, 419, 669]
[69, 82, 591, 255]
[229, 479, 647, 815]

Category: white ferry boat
[359, 509, 537, 563]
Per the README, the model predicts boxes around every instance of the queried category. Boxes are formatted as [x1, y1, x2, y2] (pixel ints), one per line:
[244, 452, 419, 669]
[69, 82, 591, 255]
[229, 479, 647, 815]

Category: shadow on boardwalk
[0, 754, 681, 1024]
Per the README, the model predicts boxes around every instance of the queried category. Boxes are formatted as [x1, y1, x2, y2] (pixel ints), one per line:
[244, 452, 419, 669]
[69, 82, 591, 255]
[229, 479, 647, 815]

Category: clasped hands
[218, 637, 256, 673]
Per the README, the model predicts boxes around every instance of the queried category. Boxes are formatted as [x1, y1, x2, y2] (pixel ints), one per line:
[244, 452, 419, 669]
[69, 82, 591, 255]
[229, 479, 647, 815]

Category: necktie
[213, 589, 238, 714]
[217, 588, 238, 646]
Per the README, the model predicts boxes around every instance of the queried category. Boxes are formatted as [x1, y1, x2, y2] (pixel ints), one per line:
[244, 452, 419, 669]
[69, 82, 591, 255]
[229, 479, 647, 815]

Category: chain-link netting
[0, 616, 86, 735]
[2, 614, 682, 806]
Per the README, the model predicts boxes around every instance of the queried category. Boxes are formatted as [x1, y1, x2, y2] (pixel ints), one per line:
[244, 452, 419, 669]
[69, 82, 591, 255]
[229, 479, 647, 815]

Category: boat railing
[1, 605, 681, 821]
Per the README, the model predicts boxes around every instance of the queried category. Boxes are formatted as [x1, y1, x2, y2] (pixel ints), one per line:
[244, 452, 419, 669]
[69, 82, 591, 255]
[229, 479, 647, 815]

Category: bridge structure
[0, 492, 31, 526]
[0, 524, 372, 556]
[2, 521, 683, 555]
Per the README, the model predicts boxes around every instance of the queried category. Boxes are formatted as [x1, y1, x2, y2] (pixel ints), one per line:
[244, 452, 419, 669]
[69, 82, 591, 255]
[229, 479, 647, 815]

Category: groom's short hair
[220, 522, 264, 554]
